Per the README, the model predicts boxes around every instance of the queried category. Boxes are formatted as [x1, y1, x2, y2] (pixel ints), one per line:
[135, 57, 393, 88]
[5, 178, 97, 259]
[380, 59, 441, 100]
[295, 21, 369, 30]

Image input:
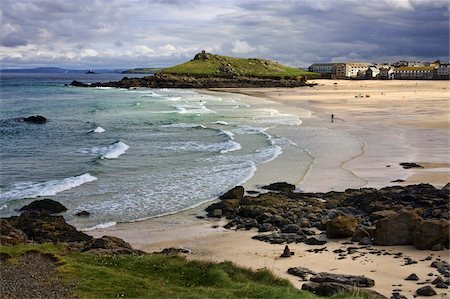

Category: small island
[71, 51, 319, 88]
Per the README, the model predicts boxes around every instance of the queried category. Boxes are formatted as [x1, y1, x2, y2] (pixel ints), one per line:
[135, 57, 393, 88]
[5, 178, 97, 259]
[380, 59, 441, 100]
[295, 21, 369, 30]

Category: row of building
[308, 61, 449, 80]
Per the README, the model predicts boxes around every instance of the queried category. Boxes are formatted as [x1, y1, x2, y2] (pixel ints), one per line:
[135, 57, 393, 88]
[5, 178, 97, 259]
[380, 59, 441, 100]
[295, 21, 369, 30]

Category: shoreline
[89, 80, 449, 298]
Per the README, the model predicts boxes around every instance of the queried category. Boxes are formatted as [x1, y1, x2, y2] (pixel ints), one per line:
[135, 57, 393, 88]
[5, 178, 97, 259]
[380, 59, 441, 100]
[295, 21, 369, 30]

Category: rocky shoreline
[69, 73, 317, 89]
[204, 183, 449, 251]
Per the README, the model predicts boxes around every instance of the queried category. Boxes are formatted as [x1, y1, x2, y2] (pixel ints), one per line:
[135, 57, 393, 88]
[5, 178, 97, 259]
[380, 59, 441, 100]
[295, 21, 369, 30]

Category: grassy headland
[1, 243, 370, 299]
[159, 51, 320, 79]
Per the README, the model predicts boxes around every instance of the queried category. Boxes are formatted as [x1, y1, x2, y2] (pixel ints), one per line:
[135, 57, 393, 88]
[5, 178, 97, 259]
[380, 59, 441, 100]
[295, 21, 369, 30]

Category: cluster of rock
[1, 199, 143, 255]
[287, 267, 385, 298]
[205, 183, 449, 250]
[70, 72, 316, 89]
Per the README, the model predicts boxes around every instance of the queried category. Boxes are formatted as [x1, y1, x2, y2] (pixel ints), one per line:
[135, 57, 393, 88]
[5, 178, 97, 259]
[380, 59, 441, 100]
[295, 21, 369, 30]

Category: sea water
[0, 73, 312, 230]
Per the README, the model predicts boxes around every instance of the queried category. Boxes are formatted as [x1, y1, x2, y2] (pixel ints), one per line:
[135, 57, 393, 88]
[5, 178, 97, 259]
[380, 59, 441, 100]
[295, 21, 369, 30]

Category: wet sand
[90, 80, 450, 298]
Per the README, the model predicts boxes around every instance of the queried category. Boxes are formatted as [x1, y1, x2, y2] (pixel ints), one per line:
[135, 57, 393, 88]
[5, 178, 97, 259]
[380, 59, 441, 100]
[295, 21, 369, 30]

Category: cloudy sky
[1, 0, 448, 69]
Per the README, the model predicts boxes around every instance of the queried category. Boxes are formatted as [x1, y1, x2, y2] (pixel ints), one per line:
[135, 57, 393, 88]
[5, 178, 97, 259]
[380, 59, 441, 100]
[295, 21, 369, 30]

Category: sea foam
[82, 221, 117, 231]
[0, 173, 97, 201]
[83, 141, 129, 159]
[93, 126, 105, 133]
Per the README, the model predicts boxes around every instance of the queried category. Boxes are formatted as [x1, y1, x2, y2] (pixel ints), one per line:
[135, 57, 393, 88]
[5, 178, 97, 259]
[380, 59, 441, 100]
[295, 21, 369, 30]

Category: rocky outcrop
[2, 199, 144, 256]
[416, 286, 437, 296]
[69, 73, 316, 89]
[325, 216, 358, 238]
[219, 186, 244, 200]
[205, 183, 449, 250]
[5, 211, 92, 244]
[0, 220, 28, 245]
[301, 282, 388, 298]
[261, 182, 296, 193]
[84, 236, 144, 255]
[374, 211, 422, 246]
[19, 198, 67, 214]
[413, 219, 449, 250]
[22, 115, 47, 124]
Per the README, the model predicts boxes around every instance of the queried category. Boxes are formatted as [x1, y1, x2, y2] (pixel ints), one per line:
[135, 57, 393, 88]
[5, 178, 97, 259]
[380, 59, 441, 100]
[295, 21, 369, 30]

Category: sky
[1, 0, 449, 69]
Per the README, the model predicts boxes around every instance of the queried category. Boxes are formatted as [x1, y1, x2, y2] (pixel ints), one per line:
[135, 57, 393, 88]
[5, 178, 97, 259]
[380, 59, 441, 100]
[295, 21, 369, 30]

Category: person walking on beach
[331, 114, 334, 123]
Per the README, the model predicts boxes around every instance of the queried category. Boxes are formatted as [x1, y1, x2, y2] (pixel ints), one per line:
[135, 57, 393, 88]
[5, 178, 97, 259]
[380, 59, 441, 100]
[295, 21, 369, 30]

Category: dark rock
[391, 179, 405, 183]
[280, 245, 293, 258]
[23, 115, 47, 124]
[261, 182, 295, 193]
[413, 219, 449, 250]
[5, 211, 91, 244]
[0, 219, 28, 245]
[19, 199, 67, 214]
[404, 258, 418, 265]
[258, 223, 273, 232]
[281, 224, 301, 234]
[70, 80, 89, 87]
[370, 210, 397, 222]
[86, 236, 143, 255]
[435, 282, 448, 289]
[326, 215, 358, 238]
[374, 211, 422, 246]
[287, 267, 316, 280]
[432, 277, 444, 285]
[391, 292, 407, 299]
[359, 237, 372, 245]
[405, 273, 419, 281]
[351, 227, 371, 242]
[400, 162, 424, 169]
[75, 210, 90, 217]
[155, 247, 191, 255]
[310, 272, 375, 287]
[219, 186, 244, 200]
[302, 282, 387, 298]
[304, 237, 327, 245]
[415, 285, 436, 296]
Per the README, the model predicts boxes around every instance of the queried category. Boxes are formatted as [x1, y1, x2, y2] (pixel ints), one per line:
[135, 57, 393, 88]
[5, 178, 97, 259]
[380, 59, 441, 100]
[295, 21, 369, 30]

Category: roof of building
[396, 66, 435, 71]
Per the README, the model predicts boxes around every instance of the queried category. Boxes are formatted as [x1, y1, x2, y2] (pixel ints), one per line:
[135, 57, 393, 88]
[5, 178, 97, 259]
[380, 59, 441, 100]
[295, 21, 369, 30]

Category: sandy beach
[90, 80, 450, 298]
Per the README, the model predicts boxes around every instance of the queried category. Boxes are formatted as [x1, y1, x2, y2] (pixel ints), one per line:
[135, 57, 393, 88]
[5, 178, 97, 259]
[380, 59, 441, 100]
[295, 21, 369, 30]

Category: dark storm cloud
[0, 0, 448, 68]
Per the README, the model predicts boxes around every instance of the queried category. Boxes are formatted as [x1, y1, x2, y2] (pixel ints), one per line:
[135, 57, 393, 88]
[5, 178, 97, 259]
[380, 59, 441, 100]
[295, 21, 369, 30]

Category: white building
[366, 66, 380, 79]
[394, 67, 434, 80]
[335, 62, 369, 78]
[435, 63, 450, 79]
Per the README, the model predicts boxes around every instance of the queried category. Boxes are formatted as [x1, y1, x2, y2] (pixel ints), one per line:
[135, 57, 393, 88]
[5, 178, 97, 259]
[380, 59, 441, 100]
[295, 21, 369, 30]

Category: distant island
[70, 51, 319, 88]
[121, 67, 161, 74]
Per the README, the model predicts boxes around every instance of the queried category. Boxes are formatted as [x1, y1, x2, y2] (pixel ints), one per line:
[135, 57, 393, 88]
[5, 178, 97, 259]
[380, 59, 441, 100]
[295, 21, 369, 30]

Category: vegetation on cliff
[159, 51, 320, 79]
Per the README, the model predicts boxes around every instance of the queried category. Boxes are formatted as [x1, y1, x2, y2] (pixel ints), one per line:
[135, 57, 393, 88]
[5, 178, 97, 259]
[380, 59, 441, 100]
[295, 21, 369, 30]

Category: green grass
[159, 52, 320, 79]
[1, 244, 371, 299]
[122, 68, 162, 74]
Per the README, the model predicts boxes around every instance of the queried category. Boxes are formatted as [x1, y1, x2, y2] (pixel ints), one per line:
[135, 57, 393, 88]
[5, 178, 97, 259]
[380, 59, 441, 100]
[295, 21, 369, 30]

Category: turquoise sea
[0, 73, 305, 230]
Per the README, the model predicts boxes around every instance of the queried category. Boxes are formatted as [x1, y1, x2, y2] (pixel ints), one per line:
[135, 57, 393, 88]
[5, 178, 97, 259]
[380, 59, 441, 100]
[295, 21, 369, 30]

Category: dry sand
[90, 80, 450, 298]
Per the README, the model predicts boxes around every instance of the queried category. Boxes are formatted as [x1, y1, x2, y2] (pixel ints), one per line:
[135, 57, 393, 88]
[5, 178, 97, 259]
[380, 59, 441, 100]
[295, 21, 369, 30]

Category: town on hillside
[308, 60, 449, 80]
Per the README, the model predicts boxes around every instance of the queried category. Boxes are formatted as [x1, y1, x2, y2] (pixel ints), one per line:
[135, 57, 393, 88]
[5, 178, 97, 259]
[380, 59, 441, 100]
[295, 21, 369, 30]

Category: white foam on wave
[166, 140, 241, 154]
[93, 126, 105, 133]
[82, 141, 129, 159]
[252, 108, 302, 126]
[232, 125, 269, 135]
[95, 87, 112, 90]
[160, 123, 206, 129]
[82, 221, 117, 231]
[173, 103, 216, 114]
[219, 130, 235, 140]
[0, 173, 97, 201]
[213, 121, 228, 125]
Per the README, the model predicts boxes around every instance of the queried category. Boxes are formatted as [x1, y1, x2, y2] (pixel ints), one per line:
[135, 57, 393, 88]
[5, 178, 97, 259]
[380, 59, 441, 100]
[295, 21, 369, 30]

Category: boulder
[0, 219, 28, 245]
[310, 272, 375, 287]
[399, 162, 424, 169]
[413, 219, 449, 250]
[75, 210, 90, 217]
[405, 273, 419, 281]
[287, 267, 316, 280]
[23, 115, 47, 124]
[86, 236, 144, 255]
[8, 211, 92, 243]
[258, 223, 273, 232]
[302, 282, 387, 298]
[261, 182, 295, 193]
[219, 186, 244, 200]
[351, 227, 371, 242]
[281, 224, 301, 234]
[155, 247, 191, 255]
[19, 199, 67, 214]
[374, 211, 422, 246]
[370, 210, 397, 222]
[326, 215, 358, 238]
[280, 245, 293, 258]
[415, 285, 436, 296]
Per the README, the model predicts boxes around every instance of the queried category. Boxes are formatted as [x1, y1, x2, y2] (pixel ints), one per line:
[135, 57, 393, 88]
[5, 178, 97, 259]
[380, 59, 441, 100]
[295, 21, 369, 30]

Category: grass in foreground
[160, 52, 320, 79]
[1, 244, 371, 299]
